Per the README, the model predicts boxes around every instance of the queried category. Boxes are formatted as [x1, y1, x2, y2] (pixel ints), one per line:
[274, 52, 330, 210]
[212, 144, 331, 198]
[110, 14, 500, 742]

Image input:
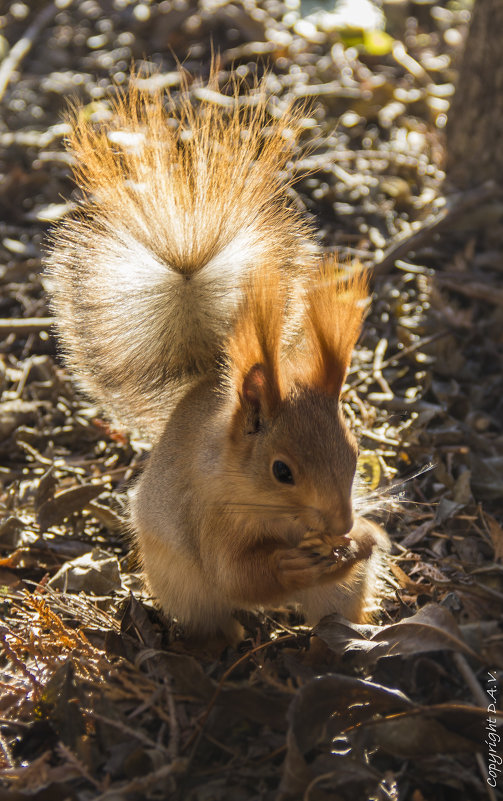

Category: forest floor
[0, 1, 502, 799]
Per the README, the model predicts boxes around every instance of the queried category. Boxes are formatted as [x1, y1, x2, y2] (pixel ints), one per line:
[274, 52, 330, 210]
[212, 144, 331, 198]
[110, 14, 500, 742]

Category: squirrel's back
[46, 73, 314, 435]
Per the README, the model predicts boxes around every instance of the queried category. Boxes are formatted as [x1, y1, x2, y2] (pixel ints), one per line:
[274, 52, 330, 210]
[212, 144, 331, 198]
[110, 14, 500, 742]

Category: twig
[297, 149, 425, 169]
[452, 653, 487, 707]
[435, 276, 503, 308]
[372, 338, 394, 399]
[165, 677, 180, 761]
[0, 626, 40, 697]
[0, 4, 69, 103]
[89, 710, 170, 755]
[92, 760, 186, 801]
[359, 428, 400, 447]
[0, 717, 30, 728]
[0, 317, 54, 336]
[16, 440, 54, 466]
[57, 741, 102, 791]
[0, 730, 14, 768]
[0, 124, 68, 149]
[373, 181, 500, 275]
[293, 82, 361, 100]
[392, 41, 432, 85]
[379, 331, 448, 370]
[347, 330, 450, 393]
[202, 731, 241, 758]
[252, 743, 287, 765]
[304, 771, 340, 801]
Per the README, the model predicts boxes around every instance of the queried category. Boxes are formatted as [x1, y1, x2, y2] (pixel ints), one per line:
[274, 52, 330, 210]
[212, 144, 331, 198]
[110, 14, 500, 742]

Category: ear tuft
[303, 259, 368, 397]
[227, 266, 285, 417]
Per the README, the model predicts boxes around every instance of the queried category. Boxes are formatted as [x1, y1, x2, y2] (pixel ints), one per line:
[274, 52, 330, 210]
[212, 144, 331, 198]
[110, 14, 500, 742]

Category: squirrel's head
[226, 365, 358, 538]
[224, 261, 368, 541]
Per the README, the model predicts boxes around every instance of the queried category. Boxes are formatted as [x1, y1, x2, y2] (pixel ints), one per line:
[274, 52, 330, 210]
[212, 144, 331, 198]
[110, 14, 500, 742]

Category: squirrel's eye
[272, 460, 295, 485]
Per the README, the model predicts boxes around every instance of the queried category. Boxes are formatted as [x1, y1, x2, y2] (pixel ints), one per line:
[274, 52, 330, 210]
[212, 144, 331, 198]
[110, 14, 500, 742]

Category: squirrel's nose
[321, 509, 354, 537]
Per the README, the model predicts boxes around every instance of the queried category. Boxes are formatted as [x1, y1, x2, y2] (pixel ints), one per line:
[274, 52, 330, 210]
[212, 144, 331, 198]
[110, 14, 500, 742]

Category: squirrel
[46, 72, 389, 644]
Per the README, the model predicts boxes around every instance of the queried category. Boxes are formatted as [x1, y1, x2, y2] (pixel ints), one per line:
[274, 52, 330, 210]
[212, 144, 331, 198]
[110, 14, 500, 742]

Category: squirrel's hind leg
[182, 617, 245, 650]
[134, 527, 243, 644]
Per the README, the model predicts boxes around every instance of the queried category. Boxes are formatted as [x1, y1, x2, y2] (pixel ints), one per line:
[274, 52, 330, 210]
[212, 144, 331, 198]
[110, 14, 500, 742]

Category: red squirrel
[46, 72, 389, 643]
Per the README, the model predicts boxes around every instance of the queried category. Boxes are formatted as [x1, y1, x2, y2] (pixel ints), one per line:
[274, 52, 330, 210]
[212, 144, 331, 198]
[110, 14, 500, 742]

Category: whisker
[387, 463, 435, 492]
[354, 463, 435, 517]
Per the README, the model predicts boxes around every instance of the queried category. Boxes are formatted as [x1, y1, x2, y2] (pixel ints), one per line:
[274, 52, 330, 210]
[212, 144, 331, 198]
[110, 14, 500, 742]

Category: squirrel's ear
[240, 362, 280, 426]
[242, 363, 267, 411]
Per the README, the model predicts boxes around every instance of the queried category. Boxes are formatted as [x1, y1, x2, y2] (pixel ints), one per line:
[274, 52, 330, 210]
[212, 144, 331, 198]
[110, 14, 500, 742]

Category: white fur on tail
[46, 73, 314, 436]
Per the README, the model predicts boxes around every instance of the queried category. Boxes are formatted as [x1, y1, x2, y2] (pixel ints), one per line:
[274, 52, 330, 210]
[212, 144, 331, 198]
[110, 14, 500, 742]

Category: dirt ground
[0, 1, 502, 799]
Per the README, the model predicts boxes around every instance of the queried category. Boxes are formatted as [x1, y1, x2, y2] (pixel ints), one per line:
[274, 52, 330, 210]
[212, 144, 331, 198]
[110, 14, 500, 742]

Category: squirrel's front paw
[299, 528, 375, 562]
[276, 546, 330, 592]
[277, 534, 371, 592]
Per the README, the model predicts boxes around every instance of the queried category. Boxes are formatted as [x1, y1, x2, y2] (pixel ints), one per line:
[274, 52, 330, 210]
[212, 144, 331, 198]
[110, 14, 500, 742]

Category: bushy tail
[46, 71, 314, 436]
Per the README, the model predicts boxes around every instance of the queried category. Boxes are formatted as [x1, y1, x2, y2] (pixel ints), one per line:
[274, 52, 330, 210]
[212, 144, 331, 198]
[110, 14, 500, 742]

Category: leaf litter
[0, 1, 502, 799]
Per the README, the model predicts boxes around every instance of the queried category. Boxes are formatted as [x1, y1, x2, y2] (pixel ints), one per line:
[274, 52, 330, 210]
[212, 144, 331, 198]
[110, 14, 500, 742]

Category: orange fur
[302, 260, 368, 396]
[66, 71, 309, 275]
[226, 265, 286, 412]
[48, 69, 314, 435]
[226, 259, 368, 410]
